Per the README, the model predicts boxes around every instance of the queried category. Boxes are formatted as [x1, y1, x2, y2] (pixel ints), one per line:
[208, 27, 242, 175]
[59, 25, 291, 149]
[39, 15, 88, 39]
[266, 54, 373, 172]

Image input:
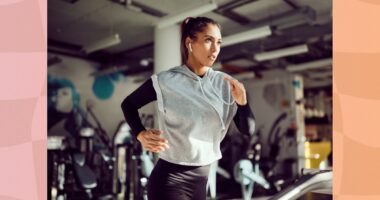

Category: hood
[170, 65, 212, 81]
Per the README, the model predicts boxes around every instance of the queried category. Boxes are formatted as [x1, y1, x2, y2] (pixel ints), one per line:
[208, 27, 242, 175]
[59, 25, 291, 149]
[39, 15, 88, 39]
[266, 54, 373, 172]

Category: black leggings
[147, 159, 210, 200]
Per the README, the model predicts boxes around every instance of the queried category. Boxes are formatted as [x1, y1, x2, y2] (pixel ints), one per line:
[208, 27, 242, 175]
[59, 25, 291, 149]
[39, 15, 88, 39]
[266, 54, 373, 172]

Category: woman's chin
[204, 61, 215, 67]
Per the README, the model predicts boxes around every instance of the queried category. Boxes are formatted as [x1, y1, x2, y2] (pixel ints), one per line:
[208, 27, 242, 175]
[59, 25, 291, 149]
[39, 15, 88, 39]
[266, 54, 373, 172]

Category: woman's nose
[211, 43, 218, 52]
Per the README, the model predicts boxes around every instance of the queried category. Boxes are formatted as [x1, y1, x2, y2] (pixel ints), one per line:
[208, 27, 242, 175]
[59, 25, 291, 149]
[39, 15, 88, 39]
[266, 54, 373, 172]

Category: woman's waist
[156, 158, 211, 177]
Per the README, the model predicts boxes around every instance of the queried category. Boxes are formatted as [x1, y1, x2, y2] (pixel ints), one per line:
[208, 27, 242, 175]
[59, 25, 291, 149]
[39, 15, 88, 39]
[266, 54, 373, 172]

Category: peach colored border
[334, 0, 380, 199]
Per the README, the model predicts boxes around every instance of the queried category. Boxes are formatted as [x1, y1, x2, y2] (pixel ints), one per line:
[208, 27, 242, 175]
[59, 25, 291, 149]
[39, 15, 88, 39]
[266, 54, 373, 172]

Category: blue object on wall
[93, 76, 114, 100]
[48, 74, 80, 108]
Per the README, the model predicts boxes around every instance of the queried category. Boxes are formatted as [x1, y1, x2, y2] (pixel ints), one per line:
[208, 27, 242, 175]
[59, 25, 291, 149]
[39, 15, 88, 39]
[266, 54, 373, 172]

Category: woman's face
[188, 24, 222, 67]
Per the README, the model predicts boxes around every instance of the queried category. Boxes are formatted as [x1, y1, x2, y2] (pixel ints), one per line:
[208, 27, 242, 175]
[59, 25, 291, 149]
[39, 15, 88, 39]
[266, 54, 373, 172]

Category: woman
[121, 17, 256, 200]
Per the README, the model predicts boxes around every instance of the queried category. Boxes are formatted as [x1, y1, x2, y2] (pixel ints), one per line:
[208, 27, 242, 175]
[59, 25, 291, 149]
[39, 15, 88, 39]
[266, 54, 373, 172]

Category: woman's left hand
[224, 76, 247, 105]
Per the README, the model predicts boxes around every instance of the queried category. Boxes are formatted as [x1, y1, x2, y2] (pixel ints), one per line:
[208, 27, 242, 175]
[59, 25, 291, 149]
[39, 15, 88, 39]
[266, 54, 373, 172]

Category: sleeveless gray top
[151, 65, 237, 165]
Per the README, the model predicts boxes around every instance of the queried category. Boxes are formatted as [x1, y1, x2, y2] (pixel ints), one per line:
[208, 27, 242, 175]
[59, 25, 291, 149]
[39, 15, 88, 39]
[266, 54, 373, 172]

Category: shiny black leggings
[147, 159, 210, 200]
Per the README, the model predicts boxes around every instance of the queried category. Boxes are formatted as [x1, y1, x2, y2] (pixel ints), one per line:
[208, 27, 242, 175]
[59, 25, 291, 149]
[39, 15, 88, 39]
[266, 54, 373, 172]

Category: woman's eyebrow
[204, 35, 222, 41]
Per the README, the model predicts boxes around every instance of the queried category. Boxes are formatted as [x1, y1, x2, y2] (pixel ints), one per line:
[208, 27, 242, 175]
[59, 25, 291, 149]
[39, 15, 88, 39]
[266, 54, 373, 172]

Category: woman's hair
[180, 17, 221, 64]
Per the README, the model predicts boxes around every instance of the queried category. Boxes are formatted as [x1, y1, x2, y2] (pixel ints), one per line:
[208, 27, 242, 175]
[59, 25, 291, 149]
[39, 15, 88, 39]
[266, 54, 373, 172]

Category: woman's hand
[224, 76, 247, 105]
[137, 129, 170, 153]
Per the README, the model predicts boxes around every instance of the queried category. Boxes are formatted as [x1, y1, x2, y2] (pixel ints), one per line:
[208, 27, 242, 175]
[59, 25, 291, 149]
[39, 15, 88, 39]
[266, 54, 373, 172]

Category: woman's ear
[185, 37, 192, 52]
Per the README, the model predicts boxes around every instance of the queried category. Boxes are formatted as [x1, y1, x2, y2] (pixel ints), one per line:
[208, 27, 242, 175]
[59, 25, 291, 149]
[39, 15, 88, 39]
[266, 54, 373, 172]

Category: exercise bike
[233, 127, 271, 200]
[112, 117, 155, 200]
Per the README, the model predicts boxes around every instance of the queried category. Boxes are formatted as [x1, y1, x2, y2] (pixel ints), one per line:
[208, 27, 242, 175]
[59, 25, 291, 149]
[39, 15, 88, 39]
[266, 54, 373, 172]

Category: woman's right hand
[137, 129, 170, 153]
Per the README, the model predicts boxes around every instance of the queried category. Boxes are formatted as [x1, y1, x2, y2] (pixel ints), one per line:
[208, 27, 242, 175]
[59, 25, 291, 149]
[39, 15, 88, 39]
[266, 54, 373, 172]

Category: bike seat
[47, 136, 66, 150]
[79, 127, 95, 137]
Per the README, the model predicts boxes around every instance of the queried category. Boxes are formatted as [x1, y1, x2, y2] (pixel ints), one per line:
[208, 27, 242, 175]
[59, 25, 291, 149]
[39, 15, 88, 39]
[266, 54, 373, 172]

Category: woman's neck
[185, 58, 209, 76]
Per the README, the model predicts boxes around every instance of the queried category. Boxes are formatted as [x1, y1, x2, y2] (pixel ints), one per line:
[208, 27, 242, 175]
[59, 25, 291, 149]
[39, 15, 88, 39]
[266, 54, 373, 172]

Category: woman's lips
[208, 55, 216, 60]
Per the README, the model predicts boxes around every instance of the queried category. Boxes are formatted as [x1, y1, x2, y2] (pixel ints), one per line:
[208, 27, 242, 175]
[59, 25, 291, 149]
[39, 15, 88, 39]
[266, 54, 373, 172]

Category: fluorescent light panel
[254, 44, 308, 61]
[222, 26, 272, 47]
[286, 58, 332, 72]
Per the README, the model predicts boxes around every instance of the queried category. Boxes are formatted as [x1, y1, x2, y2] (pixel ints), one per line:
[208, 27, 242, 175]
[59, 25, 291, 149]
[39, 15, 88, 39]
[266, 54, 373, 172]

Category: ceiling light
[82, 33, 121, 54]
[221, 26, 272, 47]
[286, 58, 332, 72]
[254, 44, 309, 61]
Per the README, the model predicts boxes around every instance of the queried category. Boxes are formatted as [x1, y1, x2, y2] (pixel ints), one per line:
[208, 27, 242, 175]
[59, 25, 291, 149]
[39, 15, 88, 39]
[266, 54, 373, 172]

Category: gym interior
[48, 0, 332, 199]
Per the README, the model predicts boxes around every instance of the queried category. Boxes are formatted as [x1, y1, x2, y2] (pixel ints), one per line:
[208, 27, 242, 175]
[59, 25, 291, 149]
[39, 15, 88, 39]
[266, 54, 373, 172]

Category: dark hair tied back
[180, 17, 221, 64]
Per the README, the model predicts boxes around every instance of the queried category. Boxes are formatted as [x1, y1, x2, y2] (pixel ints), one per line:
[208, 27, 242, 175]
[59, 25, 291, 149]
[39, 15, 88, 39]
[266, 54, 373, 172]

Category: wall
[48, 54, 154, 138]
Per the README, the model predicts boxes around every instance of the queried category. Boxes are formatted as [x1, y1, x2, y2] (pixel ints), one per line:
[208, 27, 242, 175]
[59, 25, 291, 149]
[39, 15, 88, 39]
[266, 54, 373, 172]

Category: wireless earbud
[188, 43, 193, 52]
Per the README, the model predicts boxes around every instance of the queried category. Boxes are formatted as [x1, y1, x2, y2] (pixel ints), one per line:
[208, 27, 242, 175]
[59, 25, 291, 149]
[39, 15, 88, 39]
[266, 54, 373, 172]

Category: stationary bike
[112, 117, 155, 200]
[233, 127, 270, 200]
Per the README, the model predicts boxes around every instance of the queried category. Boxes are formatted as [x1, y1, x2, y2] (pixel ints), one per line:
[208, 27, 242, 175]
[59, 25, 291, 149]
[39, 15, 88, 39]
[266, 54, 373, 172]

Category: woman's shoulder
[212, 70, 228, 77]
[209, 68, 232, 81]
[152, 66, 182, 80]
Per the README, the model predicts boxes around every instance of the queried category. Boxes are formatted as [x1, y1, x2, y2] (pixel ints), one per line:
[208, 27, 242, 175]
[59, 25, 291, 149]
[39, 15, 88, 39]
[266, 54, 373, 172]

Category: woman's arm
[233, 103, 256, 137]
[223, 75, 256, 136]
[121, 78, 157, 138]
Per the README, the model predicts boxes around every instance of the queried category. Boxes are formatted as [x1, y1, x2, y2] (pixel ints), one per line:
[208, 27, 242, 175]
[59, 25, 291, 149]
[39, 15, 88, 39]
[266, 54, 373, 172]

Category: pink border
[0, 0, 47, 199]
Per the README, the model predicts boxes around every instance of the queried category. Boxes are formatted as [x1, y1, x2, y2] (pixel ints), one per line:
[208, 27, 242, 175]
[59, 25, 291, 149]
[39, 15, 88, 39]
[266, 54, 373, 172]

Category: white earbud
[188, 43, 193, 52]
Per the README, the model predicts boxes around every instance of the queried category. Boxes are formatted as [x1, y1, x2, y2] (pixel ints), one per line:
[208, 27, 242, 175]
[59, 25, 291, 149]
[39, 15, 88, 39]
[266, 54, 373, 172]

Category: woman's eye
[205, 38, 212, 42]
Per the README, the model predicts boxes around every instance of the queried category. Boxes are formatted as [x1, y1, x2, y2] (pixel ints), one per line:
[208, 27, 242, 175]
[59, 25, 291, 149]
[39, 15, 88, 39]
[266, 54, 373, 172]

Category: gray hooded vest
[151, 65, 238, 166]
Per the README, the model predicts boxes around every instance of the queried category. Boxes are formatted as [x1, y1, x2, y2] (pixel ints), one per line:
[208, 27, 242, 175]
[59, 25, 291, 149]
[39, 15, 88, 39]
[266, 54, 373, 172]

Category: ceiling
[48, 0, 332, 89]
